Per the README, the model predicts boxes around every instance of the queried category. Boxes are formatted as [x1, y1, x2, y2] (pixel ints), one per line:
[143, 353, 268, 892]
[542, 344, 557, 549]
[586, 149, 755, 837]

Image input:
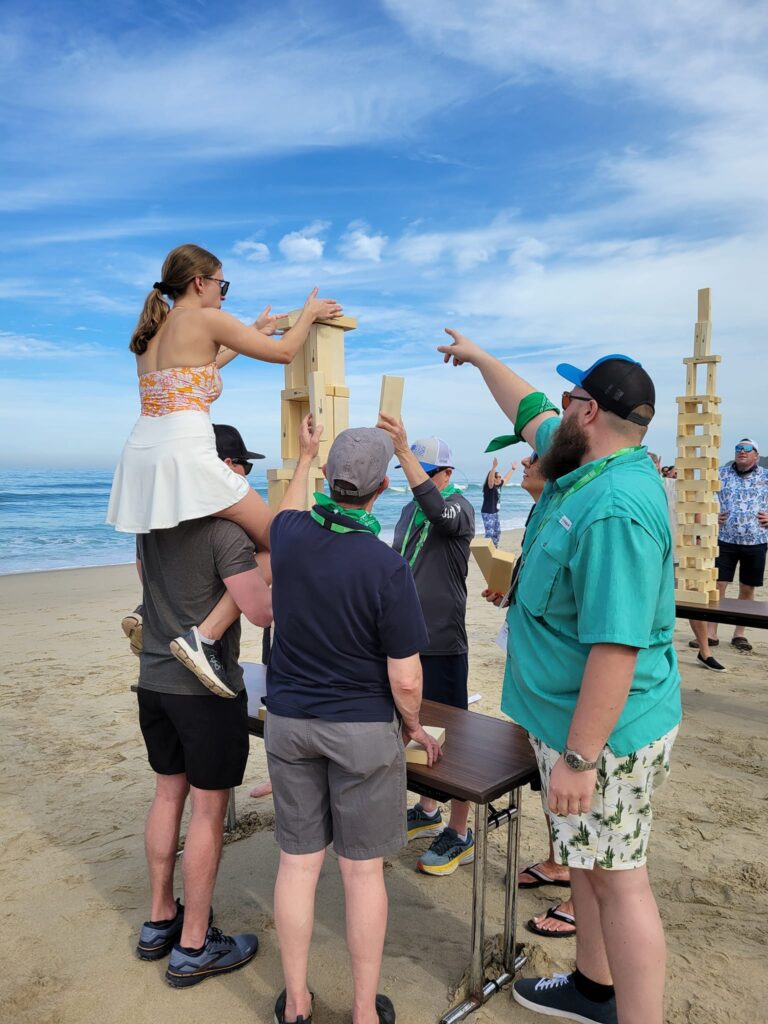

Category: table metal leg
[439, 790, 527, 1024]
[225, 788, 237, 832]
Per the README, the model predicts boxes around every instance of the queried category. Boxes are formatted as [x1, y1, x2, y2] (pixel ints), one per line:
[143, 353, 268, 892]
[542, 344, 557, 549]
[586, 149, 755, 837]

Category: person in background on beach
[108, 242, 341, 695]
[134, 433, 274, 987]
[378, 417, 476, 877]
[484, 450, 576, 938]
[439, 333, 681, 1024]
[689, 438, 768, 654]
[481, 456, 518, 546]
[264, 418, 439, 1024]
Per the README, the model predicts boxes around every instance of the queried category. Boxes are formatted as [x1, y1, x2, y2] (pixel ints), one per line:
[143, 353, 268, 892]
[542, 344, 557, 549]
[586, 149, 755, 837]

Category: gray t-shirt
[392, 480, 475, 655]
[137, 519, 255, 695]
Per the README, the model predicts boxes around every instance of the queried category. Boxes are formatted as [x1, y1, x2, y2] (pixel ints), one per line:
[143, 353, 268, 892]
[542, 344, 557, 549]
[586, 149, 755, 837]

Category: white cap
[736, 438, 759, 453]
[396, 436, 454, 471]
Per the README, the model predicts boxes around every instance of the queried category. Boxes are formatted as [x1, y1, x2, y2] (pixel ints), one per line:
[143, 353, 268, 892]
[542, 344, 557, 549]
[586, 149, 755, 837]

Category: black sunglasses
[231, 458, 252, 476]
[202, 276, 230, 297]
[561, 390, 595, 410]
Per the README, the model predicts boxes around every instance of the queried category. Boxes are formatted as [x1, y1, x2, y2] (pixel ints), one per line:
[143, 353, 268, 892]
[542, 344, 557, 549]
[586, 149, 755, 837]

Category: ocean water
[0, 469, 534, 575]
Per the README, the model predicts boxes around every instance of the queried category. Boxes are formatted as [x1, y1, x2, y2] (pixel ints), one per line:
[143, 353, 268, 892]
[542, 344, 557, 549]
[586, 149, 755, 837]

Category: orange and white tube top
[139, 362, 223, 417]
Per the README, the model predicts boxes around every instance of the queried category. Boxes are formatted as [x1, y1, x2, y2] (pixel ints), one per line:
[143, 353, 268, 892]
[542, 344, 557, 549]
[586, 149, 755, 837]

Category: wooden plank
[308, 371, 328, 453]
[333, 395, 349, 436]
[332, 385, 351, 398]
[706, 361, 718, 396]
[693, 321, 711, 358]
[488, 550, 517, 595]
[683, 355, 720, 365]
[275, 310, 358, 332]
[676, 457, 719, 470]
[268, 478, 290, 512]
[308, 324, 345, 385]
[470, 538, 495, 583]
[280, 399, 303, 461]
[677, 413, 721, 426]
[378, 375, 405, 421]
[674, 587, 713, 605]
[284, 340, 307, 390]
[697, 287, 711, 322]
[675, 395, 721, 407]
[405, 725, 446, 765]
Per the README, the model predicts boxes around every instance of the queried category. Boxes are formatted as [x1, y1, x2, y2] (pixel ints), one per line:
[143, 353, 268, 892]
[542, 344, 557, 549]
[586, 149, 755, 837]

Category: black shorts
[137, 688, 249, 790]
[420, 653, 469, 710]
[716, 541, 767, 588]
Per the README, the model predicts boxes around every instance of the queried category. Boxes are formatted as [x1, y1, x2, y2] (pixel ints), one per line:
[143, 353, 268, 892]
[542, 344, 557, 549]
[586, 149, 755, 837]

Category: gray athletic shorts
[264, 714, 407, 860]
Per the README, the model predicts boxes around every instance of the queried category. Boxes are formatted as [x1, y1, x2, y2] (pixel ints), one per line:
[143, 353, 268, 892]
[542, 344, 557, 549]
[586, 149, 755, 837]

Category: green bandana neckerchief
[486, 391, 559, 452]
[310, 492, 382, 536]
[399, 481, 459, 567]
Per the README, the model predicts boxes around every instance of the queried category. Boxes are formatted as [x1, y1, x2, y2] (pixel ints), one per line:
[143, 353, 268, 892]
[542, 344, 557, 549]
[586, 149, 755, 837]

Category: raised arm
[205, 289, 343, 366]
[437, 329, 558, 448]
[502, 461, 518, 485]
[215, 306, 282, 368]
[486, 458, 499, 490]
[278, 414, 322, 512]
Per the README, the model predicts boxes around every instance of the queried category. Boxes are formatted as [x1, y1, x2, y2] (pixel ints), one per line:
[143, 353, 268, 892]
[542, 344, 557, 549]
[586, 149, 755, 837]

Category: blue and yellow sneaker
[406, 803, 444, 841]
[417, 827, 474, 876]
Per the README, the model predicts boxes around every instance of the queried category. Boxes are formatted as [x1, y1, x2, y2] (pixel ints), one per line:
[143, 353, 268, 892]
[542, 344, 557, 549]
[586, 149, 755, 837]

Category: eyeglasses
[735, 444, 755, 453]
[231, 458, 252, 476]
[202, 276, 230, 297]
[561, 391, 594, 411]
[529, 452, 539, 464]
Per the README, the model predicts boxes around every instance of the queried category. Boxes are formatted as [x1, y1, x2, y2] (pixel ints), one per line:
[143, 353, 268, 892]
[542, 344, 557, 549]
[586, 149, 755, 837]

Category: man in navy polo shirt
[264, 417, 440, 1024]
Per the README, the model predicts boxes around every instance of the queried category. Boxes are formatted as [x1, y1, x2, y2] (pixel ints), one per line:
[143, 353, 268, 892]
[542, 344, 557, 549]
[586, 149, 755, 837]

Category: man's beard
[538, 416, 591, 481]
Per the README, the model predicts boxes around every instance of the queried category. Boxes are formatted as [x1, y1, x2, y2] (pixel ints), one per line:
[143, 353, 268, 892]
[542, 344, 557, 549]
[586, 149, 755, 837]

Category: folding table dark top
[248, 698, 539, 805]
[676, 597, 768, 629]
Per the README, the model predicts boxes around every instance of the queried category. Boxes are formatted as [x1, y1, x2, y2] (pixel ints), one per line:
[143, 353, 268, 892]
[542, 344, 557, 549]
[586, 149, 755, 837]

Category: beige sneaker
[121, 609, 143, 657]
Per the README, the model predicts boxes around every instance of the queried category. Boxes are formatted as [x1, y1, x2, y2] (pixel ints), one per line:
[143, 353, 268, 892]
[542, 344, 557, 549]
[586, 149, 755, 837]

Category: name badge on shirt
[495, 621, 509, 650]
[559, 515, 572, 531]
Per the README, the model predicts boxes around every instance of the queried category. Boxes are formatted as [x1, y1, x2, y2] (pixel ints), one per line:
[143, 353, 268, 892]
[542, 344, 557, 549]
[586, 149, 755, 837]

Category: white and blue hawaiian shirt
[718, 463, 768, 546]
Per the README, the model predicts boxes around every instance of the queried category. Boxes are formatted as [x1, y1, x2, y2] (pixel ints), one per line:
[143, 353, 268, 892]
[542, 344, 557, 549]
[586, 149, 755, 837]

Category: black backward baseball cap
[557, 354, 655, 426]
[213, 424, 265, 461]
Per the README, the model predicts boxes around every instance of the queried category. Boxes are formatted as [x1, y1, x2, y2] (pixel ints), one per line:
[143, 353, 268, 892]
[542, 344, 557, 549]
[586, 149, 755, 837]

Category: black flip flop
[525, 905, 577, 938]
[518, 862, 571, 890]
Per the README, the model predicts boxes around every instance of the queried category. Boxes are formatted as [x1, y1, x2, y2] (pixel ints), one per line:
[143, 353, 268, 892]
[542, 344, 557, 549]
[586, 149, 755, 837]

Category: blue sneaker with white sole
[406, 803, 444, 841]
[165, 926, 258, 987]
[136, 901, 213, 961]
[417, 827, 474, 876]
[513, 972, 618, 1023]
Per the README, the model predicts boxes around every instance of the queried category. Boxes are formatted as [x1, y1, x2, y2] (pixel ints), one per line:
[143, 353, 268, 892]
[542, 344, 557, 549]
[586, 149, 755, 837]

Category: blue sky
[2, 0, 766, 474]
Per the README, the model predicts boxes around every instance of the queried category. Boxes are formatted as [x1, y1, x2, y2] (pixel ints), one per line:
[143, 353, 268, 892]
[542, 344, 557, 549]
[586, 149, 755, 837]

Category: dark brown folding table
[676, 596, 768, 629]
[249, 699, 539, 1024]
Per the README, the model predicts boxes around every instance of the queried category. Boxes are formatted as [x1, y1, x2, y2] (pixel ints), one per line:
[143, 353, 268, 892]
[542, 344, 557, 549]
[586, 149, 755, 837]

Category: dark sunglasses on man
[230, 458, 252, 476]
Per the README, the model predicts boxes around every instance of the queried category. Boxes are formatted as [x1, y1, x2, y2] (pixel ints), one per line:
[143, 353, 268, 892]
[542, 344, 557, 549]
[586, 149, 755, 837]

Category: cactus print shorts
[529, 726, 679, 870]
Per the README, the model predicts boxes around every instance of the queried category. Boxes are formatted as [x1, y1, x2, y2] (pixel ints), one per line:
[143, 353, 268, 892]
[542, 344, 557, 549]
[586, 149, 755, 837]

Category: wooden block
[378, 375, 405, 421]
[274, 310, 358, 332]
[333, 395, 349, 436]
[405, 725, 446, 765]
[676, 457, 719, 470]
[697, 287, 711, 322]
[693, 321, 711, 358]
[678, 468, 719, 482]
[267, 467, 295, 481]
[284, 340, 307, 390]
[683, 355, 720, 365]
[331, 385, 350, 398]
[676, 478, 719, 492]
[281, 399, 303, 461]
[282, 386, 309, 401]
[676, 395, 720, 407]
[674, 587, 713, 605]
[306, 472, 325, 510]
[488, 549, 517, 595]
[677, 413, 721, 426]
[675, 566, 716, 581]
[308, 324, 345, 385]
[268, 478, 290, 511]
[706, 361, 717, 396]
[309, 371, 328, 456]
[470, 537, 495, 583]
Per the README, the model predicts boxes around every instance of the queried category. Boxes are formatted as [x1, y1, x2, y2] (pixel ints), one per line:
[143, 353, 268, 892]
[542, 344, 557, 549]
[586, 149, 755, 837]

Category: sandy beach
[2, 529, 766, 1024]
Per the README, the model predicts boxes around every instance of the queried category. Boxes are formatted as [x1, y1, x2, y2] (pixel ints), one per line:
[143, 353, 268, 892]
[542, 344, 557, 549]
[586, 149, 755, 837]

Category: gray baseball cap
[326, 427, 394, 499]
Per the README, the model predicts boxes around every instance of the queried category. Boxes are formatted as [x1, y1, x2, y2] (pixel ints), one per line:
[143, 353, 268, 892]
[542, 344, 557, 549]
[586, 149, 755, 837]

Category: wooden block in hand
[378, 375, 404, 421]
[487, 549, 517, 595]
[470, 537, 495, 584]
[405, 725, 446, 764]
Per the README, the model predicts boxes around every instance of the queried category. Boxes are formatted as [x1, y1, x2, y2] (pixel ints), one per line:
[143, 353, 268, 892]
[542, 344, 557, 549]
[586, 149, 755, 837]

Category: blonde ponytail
[129, 243, 222, 355]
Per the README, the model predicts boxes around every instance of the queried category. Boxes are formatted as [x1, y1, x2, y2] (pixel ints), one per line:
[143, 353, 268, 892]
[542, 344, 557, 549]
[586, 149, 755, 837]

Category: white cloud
[233, 239, 270, 263]
[0, 331, 109, 359]
[278, 221, 329, 263]
[339, 222, 387, 262]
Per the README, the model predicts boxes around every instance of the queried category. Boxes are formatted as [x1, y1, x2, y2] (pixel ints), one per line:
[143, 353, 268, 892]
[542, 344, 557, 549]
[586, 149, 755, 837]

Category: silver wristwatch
[563, 748, 597, 772]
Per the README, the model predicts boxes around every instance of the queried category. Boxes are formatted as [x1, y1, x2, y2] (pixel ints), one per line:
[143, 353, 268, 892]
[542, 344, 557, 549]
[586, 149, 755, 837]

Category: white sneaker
[169, 627, 237, 698]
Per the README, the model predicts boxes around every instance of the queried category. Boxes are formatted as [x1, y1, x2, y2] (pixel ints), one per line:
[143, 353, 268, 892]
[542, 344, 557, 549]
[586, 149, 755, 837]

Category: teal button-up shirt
[502, 417, 682, 756]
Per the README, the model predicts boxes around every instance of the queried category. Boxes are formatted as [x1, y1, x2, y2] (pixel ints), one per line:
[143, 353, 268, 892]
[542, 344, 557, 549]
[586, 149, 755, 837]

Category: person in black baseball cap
[212, 424, 265, 476]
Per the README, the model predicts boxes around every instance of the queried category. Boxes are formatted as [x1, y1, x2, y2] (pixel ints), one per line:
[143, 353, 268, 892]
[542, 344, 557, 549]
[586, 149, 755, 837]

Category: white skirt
[107, 411, 251, 533]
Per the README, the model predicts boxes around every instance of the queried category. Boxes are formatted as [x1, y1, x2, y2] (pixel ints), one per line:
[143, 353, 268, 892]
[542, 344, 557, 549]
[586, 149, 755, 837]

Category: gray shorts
[264, 714, 407, 860]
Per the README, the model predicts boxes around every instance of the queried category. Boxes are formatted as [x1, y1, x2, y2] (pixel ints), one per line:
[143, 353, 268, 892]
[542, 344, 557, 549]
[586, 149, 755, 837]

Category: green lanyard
[510, 446, 643, 602]
[399, 511, 431, 568]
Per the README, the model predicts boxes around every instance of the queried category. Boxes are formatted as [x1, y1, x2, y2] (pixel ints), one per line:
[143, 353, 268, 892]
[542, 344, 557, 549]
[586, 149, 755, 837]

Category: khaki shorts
[265, 714, 407, 860]
[530, 726, 679, 871]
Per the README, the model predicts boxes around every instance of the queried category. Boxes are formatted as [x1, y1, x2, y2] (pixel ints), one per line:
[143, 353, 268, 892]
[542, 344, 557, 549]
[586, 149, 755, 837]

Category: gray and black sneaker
[170, 626, 236, 698]
[697, 652, 726, 672]
[406, 802, 444, 841]
[513, 973, 617, 1023]
[274, 988, 314, 1023]
[165, 926, 258, 988]
[121, 606, 143, 657]
[376, 994, 396, 1023]
[136, 900, 213, 960]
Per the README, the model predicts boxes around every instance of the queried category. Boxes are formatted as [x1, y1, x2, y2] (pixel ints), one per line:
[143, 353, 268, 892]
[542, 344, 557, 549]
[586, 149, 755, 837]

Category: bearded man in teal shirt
[438, 331, 681, 1024]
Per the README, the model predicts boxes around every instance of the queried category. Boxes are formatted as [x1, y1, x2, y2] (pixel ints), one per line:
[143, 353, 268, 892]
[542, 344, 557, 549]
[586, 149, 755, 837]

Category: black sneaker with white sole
[170, 626, 237, 698]
[136, 900, 213, 960]
[513, 972, 617, 1023]
[697, 652, 726, 672]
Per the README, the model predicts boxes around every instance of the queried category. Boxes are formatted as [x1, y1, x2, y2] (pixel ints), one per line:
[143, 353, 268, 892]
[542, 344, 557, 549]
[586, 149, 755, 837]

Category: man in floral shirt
[707, 439, 768, 651]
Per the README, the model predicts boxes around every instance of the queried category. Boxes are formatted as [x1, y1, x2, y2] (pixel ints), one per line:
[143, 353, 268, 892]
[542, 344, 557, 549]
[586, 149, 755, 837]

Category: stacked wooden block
[674, 288, 721, 605]
[267, 312, 357, 511]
